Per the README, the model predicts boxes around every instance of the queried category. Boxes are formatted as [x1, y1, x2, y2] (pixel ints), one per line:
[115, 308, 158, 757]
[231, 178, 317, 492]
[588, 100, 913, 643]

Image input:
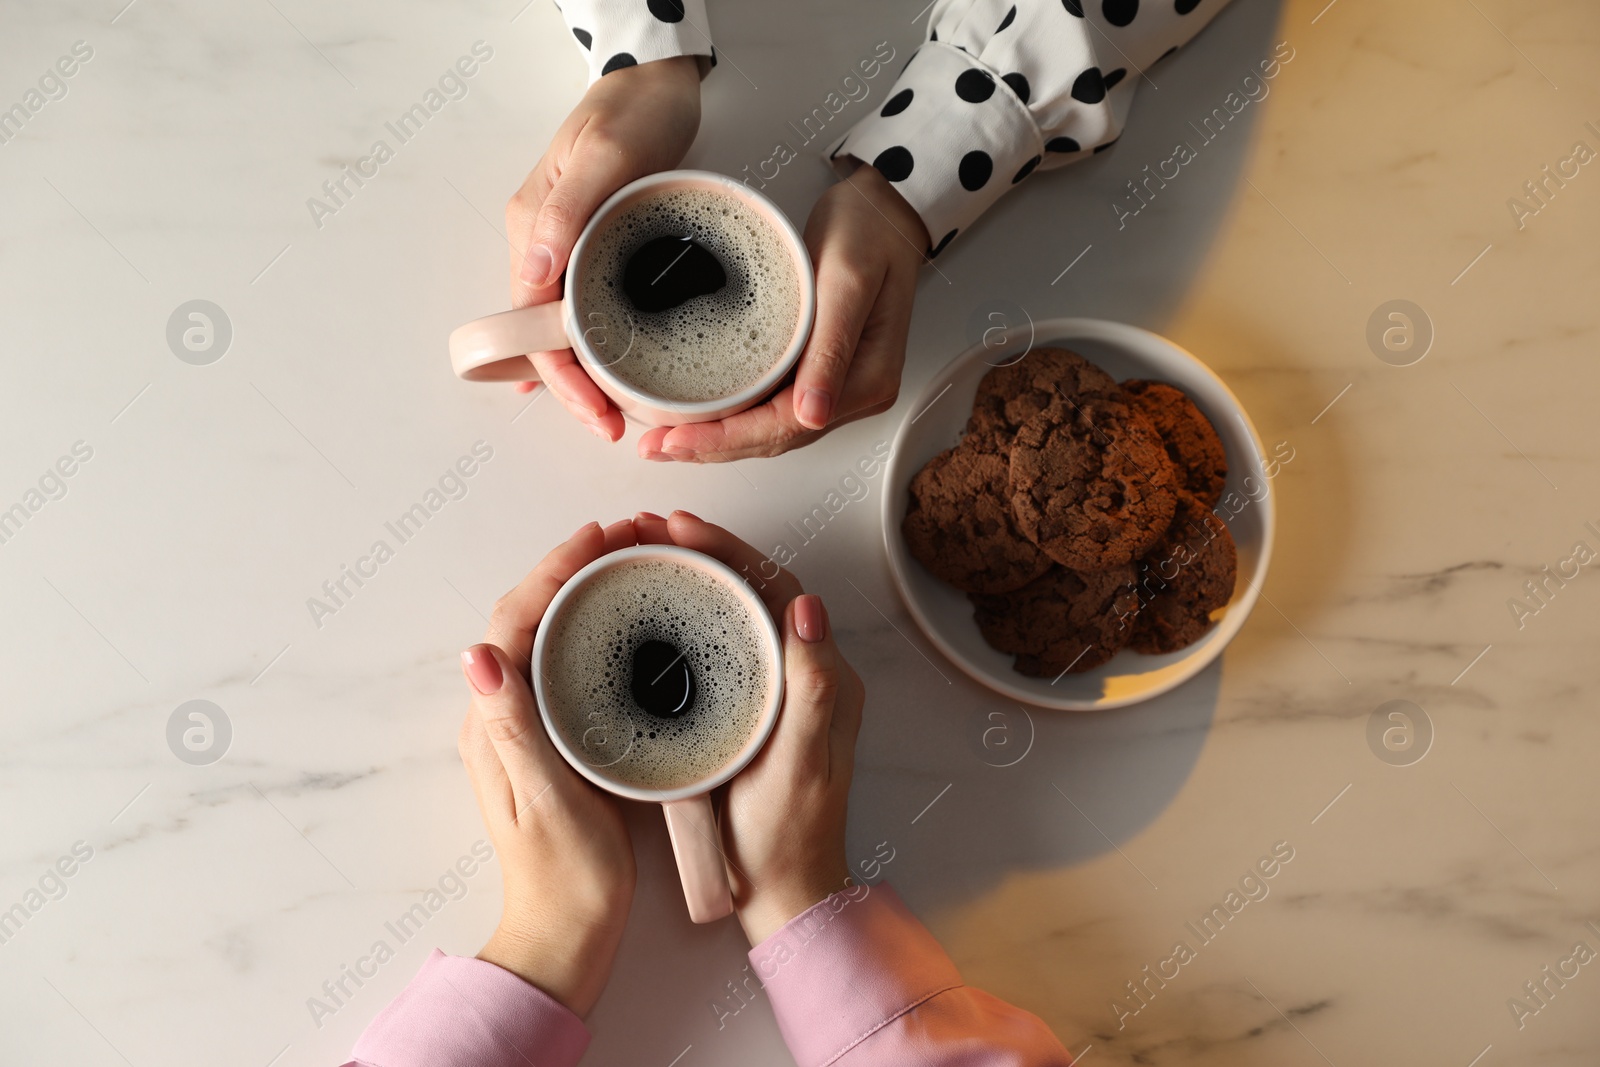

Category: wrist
[847, 164, 930, 256]
[606, 54, 701, 108]
[736, 866, 852, 947]
[478, 902, 629, 1018]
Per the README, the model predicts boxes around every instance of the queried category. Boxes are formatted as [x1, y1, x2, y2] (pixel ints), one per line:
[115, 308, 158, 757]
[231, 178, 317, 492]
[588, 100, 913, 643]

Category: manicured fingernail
[794, 595, 826, 643]
[636, 511, 666, 521]
[662, 442, 695, 457]
[669, 509, 702, 521]
[798, 388, 832, 428]
[574, 520, 601, 538]
[642, 451, 671, 462]
[585, 421, 610, 440]
[461, 645, 504, 695]
[520, 244, 553, 288]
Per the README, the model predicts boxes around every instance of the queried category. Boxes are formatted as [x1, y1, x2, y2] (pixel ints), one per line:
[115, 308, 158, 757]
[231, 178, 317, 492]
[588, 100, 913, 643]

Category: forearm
[825, 0, 1236, 256]
[344, 950, 591, 1067]
[752, 882, 1074, 1067]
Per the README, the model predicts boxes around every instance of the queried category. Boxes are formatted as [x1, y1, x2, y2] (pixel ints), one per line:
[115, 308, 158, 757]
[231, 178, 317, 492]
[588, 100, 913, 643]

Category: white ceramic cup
[449, 170, 816, 427]
[531, 544, 784, 923]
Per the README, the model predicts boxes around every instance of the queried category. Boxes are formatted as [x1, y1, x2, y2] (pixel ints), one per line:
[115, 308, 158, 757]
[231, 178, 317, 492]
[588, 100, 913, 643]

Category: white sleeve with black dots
[825, 0, 1233, 258]
[555, 0, 715, 85]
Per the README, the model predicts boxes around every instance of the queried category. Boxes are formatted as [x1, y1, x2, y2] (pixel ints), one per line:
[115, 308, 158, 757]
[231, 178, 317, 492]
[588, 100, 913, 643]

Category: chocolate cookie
[970, 564, 1140, 678]
[1007, 394, 1178, 571]
[902, 430, 1053, 595]
[968, 347, 1119, 440]
[1122, 379, 1228, 507]
[1128, 492, 1238, 654]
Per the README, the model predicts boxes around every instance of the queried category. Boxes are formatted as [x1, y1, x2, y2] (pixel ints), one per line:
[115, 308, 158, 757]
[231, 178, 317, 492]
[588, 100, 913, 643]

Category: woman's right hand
[505, 56, 703, 440]
[633, 511, 867, 945]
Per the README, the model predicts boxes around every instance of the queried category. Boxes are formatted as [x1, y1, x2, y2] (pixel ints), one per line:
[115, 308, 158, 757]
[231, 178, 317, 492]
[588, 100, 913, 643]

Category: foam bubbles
[576, 186, 802, 404]
[543, 557, 773, 791]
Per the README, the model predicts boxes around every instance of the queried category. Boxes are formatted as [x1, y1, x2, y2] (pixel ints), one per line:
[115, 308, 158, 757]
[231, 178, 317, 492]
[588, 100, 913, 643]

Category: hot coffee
[575, 185, 802, 404]
[541, 556, 774, 791]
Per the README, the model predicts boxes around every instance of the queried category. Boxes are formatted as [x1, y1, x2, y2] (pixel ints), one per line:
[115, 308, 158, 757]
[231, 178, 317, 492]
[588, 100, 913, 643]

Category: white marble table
[3, 0, 1598, 1064]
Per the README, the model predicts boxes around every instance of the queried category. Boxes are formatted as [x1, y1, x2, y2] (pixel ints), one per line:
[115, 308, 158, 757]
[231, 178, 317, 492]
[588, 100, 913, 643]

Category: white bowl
[881, 318, 1275, 711]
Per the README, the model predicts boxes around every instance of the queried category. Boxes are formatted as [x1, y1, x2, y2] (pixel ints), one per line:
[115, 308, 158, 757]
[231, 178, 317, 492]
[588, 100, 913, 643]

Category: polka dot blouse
[556, 0, 717, 81]
[556, 0, 1233, 257]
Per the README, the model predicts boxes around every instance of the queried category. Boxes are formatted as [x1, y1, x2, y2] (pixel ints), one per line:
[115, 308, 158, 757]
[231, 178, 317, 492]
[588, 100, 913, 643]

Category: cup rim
[531, 543, 785, 804]
[562, 169, 816, 418]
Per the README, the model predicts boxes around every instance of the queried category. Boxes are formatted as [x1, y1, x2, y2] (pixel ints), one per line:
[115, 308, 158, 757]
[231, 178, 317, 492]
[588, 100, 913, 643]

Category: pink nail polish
[461, 646, 504, 695]
[794, 595, 826, 643]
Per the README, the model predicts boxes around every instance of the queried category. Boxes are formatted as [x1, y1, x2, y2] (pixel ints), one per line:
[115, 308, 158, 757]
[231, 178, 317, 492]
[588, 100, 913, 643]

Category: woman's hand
[637, 164, 928, 463]
[505, 57, 703, 440]
[633, 510, 866, 945]
[459, 519, 642, 1018]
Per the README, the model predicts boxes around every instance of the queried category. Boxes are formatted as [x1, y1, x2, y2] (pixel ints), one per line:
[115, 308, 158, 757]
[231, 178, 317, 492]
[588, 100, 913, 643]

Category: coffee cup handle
[448, 301, 570, 382]
[662, 796, 733, 923]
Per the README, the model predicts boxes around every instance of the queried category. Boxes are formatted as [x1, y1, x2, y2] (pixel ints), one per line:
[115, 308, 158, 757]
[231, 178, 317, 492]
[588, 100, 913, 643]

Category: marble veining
[2, 0, 1598, 1064]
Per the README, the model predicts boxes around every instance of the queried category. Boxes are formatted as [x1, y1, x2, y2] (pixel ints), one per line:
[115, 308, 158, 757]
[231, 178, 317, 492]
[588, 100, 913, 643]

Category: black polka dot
[601, 52, 637, 75]
[1002, 72, 1031, 104]
[996, 5, 1017, 32]
[1062, 0, 1084, 15]
[647, 0, 685, 23]
[881, 88, 914, 117]
[930, 27, 938, 41]
[873, 146, 915, 182]
[1103, 68, 1127, 89]
[929, 229, 958, 258]
[1046, 136, 1080, 152]
[1012, 156, 1042, 183]
[571, 26, 592, 49]
[1157, 45, 1177, 61]
[1093, 137, 1120, 153]
[959, 150, 993, 191]
[1102, 0, 1138, 26]
[955, 69, 996, 103]
[1175, 0, 1202, 12]
[1071, 67, 1106, 103]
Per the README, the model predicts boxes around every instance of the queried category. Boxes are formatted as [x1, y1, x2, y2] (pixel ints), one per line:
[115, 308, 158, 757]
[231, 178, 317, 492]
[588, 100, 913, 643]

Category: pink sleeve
[343, 949, 590, 1067]
[748, 883, 1073, 1067]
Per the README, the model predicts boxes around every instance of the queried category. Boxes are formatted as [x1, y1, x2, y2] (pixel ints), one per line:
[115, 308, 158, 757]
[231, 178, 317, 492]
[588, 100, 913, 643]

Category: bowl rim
[880, 317, 1276, 711]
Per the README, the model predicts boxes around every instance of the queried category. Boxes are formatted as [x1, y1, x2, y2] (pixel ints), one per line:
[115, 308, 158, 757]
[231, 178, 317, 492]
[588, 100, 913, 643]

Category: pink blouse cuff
[348, 949, 590, 1067]
[748, 882, 963, 1067]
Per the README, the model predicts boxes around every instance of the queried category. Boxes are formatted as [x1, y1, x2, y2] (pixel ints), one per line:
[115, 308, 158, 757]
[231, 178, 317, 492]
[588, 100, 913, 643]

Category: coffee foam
[575, 186, 802, 404]
[543, 557, 773, 792]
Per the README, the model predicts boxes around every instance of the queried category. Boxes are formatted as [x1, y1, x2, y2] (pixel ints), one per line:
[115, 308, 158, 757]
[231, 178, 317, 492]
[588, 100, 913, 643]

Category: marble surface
[3, 0, 1598, 1064]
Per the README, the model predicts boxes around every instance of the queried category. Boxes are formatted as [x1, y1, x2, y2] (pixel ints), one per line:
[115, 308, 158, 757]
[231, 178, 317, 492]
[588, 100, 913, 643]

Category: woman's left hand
[636, 164, 928, 462]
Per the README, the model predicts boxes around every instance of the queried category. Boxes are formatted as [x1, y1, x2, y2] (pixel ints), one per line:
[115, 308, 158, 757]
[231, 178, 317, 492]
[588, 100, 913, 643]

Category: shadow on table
[851, 657, 1222, 914]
